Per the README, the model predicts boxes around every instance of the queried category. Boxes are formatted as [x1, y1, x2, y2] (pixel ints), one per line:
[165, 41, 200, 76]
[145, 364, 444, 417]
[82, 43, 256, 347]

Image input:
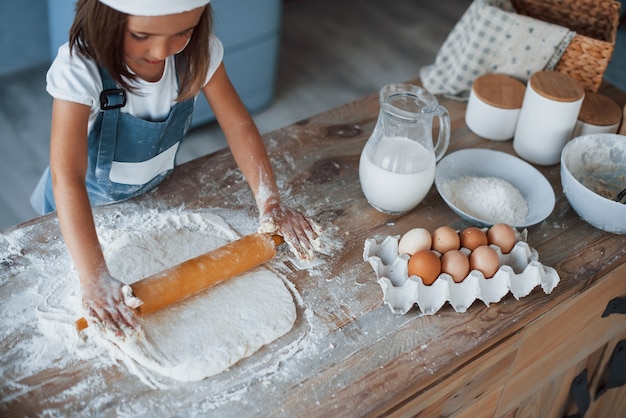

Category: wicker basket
[510, 0, 621, 92]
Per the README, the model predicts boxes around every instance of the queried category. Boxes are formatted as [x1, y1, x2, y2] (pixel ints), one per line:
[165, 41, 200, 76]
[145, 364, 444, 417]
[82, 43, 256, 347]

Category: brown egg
[441, 250, 470, 283]
[460, 227, 488, 250]
[431, 226, 460, 253]
[487, 223, 517, 254]
[470, 245, 500, 278]
[398, 228, 432, 255]
[408, 250, 441, 285]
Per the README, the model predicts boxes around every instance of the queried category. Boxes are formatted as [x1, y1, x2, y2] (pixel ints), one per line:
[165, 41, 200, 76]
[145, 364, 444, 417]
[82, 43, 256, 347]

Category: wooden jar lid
[529, 71, 584, 103]
[472, 74, 526, 109]
[577, 90, 622, 126]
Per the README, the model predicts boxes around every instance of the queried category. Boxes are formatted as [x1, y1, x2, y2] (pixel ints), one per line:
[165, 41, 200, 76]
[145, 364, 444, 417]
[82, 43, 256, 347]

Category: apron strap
[94, 66, 125, 182]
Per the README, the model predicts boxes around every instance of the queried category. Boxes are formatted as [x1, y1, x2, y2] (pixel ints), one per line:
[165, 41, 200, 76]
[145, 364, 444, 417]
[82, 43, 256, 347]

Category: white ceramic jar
[571, 90, 622, 137]
[513, 71, 584, 165]
[465, 74, 526, 141]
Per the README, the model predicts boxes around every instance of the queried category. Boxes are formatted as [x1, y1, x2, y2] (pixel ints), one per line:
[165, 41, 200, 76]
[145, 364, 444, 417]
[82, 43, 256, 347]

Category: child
[31, 0, 318, 335]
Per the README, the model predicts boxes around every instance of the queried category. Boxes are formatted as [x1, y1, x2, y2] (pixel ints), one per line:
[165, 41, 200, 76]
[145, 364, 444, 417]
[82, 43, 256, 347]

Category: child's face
[123, 7, 205, 80]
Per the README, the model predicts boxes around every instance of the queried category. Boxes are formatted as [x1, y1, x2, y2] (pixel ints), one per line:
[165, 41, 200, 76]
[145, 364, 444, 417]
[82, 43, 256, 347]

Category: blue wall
[0, 1, 51, 77]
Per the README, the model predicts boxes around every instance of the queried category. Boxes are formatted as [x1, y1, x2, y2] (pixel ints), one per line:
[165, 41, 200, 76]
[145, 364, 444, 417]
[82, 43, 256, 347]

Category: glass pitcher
[359, 83, 450, 214]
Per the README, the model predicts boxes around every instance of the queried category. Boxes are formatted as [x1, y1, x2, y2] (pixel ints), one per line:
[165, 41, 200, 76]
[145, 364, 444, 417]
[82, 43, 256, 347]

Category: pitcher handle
[434, 105, 450, 162]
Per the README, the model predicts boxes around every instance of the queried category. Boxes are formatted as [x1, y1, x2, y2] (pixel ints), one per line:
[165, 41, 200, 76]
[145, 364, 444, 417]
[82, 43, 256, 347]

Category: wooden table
[2, 80, 625, 417]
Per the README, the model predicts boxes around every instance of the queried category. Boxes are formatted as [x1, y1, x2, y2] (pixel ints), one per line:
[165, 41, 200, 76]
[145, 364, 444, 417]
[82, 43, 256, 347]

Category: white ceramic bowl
[561, 133, 626, 234]
[435, 149, 555, 227]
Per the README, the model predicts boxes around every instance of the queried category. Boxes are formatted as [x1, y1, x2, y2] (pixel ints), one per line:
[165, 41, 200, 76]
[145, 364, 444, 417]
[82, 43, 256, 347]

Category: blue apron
[31, 65, 195, 214]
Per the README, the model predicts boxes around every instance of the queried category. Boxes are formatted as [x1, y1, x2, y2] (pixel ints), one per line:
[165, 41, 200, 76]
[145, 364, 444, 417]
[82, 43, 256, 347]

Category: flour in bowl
[441, 176, 528, 225]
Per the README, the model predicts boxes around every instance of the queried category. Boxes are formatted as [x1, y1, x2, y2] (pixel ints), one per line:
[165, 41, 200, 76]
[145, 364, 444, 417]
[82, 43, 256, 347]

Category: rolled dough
[101, 212, 296, 382]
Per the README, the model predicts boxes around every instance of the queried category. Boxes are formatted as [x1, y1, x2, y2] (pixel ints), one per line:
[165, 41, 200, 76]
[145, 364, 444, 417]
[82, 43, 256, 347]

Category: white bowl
[435, 149, 555, 227]
[561, 133, 626, 234]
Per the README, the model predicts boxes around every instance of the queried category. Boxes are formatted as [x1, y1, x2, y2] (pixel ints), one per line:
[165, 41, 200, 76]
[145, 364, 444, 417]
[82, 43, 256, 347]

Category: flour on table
[1, 206, 340, 414]
[95, 211, 296, 382]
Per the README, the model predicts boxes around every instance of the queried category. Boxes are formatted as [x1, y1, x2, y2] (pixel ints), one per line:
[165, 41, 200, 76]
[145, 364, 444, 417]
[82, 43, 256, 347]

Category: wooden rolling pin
[75, 233, 283, 331]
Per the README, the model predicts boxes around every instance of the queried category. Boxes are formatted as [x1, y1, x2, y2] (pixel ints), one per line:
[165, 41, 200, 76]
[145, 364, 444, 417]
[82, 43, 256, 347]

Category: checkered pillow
[420, 0, 575, 99]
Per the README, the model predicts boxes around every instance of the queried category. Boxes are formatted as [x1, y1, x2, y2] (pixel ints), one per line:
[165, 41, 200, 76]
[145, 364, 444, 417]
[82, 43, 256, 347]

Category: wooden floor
[1, 0, 624, 230]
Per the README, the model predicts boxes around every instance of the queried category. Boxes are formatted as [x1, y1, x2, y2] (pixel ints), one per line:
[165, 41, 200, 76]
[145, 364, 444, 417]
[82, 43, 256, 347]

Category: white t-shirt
[46, 35, 224, 132]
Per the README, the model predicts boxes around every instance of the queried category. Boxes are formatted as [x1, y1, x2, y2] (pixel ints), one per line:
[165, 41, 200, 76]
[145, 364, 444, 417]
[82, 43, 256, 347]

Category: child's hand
[81, 271, 140, 336]
[259, 203, 320, 261]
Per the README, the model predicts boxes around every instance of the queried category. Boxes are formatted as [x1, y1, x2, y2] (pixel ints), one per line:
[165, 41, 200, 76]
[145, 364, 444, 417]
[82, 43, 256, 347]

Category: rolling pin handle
[74, 232, 281, 333]
[76, 317, 89, 331]
[271, 234, 284, 247]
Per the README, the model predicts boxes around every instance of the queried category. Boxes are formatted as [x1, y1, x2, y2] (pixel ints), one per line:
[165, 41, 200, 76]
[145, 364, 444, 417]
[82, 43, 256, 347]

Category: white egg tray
[362, 233, 560, 315]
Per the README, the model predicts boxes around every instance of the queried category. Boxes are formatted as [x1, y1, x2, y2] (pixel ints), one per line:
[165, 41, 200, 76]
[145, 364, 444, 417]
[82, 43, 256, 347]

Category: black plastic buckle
[100, 88, 127, 110]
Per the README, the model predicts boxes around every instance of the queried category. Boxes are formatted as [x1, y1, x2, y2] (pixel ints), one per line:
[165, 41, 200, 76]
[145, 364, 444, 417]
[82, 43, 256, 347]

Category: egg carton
[362, 233, 560, 315]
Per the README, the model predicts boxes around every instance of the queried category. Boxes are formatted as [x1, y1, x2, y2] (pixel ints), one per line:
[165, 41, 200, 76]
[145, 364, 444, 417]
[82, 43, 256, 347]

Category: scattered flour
[0, 206, 346, 416]
[97, 211, 297, 382]
[441, 176, 528, 225]
[0, 210, 300, 405]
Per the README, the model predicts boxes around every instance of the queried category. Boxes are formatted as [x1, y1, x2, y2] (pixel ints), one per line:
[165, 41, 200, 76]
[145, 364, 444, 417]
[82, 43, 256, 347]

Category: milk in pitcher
[359, 135, 436, 214]
[358, 82, 450, 214]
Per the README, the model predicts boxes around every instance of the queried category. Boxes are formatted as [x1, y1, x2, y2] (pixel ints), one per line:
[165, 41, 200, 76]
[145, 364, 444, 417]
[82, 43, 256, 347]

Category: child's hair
[69, 0, 213, 101]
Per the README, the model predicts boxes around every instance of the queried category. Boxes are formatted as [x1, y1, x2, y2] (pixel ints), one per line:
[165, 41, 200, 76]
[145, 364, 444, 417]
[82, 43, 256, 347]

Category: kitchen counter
[2, 80, 625, 417]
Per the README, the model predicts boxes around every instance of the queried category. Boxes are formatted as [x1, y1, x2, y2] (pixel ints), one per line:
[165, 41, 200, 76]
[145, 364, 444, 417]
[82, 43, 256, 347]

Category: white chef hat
[99, 0, 211, 16]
